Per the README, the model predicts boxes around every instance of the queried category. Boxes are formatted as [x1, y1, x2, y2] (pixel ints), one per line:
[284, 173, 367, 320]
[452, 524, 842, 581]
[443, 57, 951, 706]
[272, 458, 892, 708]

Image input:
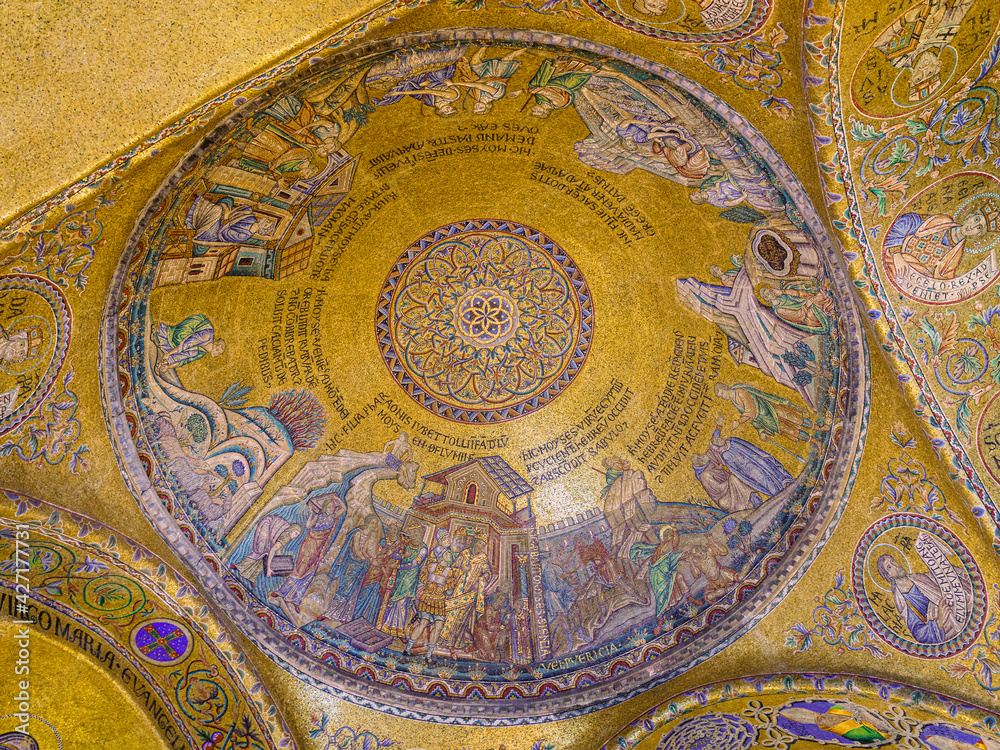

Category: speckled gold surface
[3, 0, 1000, 748]
[0, 0, 391, 224]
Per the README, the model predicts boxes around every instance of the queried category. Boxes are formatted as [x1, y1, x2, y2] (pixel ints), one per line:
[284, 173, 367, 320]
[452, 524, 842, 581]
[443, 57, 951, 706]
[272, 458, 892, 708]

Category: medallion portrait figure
[884, 199, 997, 281]
[876, 544, 972, 645]
[855, 516, 984, 658]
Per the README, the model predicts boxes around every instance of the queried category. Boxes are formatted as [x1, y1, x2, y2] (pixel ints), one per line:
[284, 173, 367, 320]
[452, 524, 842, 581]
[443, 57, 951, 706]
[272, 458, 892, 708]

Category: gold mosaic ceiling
[4, 0, 1000, 748]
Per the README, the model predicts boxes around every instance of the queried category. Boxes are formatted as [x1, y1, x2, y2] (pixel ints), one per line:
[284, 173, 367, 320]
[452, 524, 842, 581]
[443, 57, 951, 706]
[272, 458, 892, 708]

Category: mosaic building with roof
[12, 0, 1000, 746]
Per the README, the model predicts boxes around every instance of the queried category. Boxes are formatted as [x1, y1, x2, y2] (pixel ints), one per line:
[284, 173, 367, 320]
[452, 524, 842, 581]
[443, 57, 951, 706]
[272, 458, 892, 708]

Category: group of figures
[149, 41, 812, 300]
[224, 438, 536, 662]
[107, 34, 855, 712]
[537, 410, 805, 656]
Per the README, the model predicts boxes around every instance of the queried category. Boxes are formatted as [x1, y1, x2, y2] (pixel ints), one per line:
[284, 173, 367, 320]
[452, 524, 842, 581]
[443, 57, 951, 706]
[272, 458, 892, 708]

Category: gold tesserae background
[5, 0, 1000, 748]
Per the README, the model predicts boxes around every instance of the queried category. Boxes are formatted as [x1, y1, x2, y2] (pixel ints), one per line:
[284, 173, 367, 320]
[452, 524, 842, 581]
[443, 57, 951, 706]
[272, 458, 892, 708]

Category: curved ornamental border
[852, 513, 986, 659]
[0, 273, 72, 437]
[99, 29, 868, 724]
[598, 673, 1000, 750]
[581, 0, 772, 43]
[0, 491, 297, 750]
[376, 219, 595, 423]
[803, 0, 1000, 533]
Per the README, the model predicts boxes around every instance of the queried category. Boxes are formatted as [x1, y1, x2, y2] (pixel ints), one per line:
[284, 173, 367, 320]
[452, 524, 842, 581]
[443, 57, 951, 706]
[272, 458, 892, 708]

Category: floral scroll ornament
[0, 176, 122, 292]
[850, 41, 1000, 220]
[306, 713, 555, 750]
[785, 569, 889, 659]
[911, 311, 993, 442]
[967, 302, 1000, 383]
[308, 714, 398, 749]
[871, 423, 968, 532]
[0, 536, 153, 625]
[944, 584, 1000, 698]
[168, 658, 273, 750]
[677, 24, 794, 119]
[194, 715, 268, 750]
[0, 365, 90, 472]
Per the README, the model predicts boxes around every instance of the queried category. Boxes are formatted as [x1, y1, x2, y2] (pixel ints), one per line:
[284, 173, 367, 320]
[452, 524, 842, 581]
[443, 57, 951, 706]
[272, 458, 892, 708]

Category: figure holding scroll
[876, 532, 973, 644]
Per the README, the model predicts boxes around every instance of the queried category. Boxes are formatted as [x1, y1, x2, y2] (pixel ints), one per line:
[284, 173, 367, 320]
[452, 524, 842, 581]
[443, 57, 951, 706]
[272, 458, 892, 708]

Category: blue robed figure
[322, 515, 383, 623]
[692, 428, 793, 513]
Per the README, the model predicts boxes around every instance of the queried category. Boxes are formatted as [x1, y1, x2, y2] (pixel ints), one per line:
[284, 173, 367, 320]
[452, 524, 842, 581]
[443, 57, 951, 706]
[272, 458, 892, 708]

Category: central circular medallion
[376, 219, 594, 423]
[455, 287, 519, 346]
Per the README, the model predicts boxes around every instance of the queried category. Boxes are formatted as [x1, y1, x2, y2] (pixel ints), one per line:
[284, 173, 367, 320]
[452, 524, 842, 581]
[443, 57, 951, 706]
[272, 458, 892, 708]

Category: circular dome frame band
[99, 28, 870, 725]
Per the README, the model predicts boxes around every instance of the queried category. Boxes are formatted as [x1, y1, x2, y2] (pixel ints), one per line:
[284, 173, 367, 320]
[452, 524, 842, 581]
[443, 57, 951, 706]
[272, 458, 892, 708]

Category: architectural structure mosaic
[95, 30, 865, 723]
[3, 0, 1000, 746]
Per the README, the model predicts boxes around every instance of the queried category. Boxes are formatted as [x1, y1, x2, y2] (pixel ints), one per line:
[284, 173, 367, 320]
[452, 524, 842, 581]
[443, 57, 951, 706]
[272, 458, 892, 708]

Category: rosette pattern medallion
[377, 219, 594, 423]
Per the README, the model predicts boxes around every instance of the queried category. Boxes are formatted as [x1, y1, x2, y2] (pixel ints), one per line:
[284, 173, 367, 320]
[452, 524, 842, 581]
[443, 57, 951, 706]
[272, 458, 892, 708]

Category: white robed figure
[676, 268, 816, 406]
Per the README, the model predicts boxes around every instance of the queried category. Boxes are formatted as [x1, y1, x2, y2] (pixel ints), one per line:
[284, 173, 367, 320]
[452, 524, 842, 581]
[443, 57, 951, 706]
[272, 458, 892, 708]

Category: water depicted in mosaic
[101, 32, 863, 721]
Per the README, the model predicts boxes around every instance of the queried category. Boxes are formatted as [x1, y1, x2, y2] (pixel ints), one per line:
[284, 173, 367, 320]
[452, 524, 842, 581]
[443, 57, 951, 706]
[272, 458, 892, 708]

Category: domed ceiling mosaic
[3, 0, 1000, 746]
[100, 30, 864, 720]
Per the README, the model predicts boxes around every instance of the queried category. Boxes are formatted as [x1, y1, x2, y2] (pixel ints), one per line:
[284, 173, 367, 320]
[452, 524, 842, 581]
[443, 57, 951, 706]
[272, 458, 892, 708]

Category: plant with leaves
[0, 366, 90, 472]
[266, 389, 327, 449]
[871, 424, 967, 531]
[967, 303, 1000, 384]
[785, 569, 888, 659]
[308, 714, 398, 749]
[910, 311, 995, 440]
[944, 585, 1000, 697]
[218, 381, 253, 409]
[0, 176, 122, 291]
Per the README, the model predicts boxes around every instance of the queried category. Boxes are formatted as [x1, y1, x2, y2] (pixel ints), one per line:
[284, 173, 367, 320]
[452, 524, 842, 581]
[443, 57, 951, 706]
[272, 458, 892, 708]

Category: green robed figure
[629, 525, 684, 619]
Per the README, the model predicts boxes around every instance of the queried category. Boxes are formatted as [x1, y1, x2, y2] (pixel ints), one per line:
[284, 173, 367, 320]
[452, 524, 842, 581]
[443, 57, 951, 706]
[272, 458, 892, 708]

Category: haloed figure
[876, 554, 967, 645]
[0, 324, 42, 365]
